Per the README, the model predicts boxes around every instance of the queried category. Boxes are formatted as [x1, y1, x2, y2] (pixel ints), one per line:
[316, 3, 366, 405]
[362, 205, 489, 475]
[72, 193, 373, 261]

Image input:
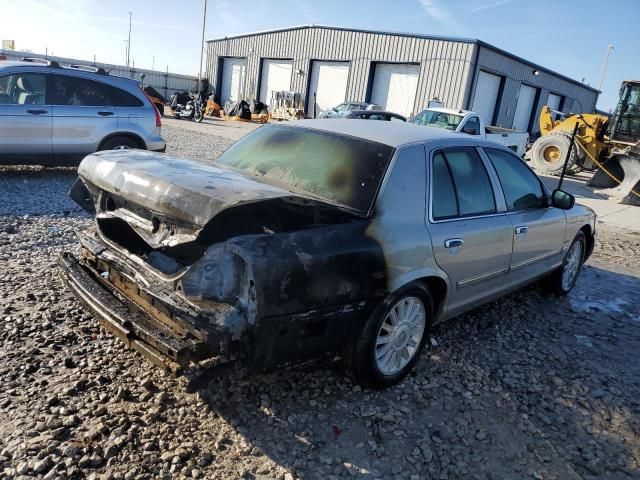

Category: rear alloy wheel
[343, 284, 433, 388]
[375, 296, 426, 376]
[531, 133, 578, 175]
[100, 136, 139, 151]
[547, 231, 586, 295]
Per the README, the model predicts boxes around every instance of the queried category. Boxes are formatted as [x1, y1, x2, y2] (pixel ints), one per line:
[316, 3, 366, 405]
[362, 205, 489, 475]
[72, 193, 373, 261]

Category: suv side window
[431, 147, 496, 220]
[0, 73, 46, 105]
[107, 86, 143, 107]
[484, 147, 545, 210]
[49, 75, 109, 106]
[47, 75, 143, 107]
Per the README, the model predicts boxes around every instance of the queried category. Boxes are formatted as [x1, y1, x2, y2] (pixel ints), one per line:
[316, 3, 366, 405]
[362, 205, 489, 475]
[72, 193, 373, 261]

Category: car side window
[48, 75, 110, 106]
[431, 147, 496, 220]
[47, 75, 143, 107]
[390, 116, 404, 122]
[463, 116, 480, 135]
[0, 73, 46, 105]
[107, 86, 144, 107]
[484, 148, 545, 211]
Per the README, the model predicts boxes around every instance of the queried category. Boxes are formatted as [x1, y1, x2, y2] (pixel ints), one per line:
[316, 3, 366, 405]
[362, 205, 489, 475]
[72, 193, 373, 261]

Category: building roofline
[207, 24, 599, 94]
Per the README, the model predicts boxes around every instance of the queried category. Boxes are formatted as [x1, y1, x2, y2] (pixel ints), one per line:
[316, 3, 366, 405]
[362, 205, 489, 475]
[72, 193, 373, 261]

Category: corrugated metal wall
[471, 46, 599, 131]
[206, 26, 476, 116]
[1, 49, 198, 101]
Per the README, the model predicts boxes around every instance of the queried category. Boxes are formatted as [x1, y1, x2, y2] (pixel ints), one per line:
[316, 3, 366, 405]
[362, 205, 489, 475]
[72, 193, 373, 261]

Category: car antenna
[557, 118, 581, 191]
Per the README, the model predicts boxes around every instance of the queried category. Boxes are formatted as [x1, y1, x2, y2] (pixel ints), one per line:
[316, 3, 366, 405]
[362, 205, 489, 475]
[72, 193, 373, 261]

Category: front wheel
[547, 231, 586, 295]
[343, 284, 433, 388]
[530, 133, 578, 175]
[194, 107, 204, 123]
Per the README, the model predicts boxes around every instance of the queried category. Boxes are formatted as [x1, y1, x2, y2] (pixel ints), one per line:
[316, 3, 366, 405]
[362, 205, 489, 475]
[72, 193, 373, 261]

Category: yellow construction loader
[529, 80, 640, 206]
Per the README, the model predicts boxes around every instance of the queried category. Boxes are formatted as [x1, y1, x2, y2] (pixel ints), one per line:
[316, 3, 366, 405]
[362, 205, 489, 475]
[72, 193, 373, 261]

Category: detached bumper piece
[59, 252, 209, 373]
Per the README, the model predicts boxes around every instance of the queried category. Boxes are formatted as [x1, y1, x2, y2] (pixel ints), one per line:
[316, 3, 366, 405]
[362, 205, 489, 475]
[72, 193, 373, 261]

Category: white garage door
[307, 61, 349, 115]
[512, 84, 538, 131]
[547, 92, 563, 120]
[220, 57, 246, 105]
[471, 71, 502, 125]
[259, 60, 293, 107]
[370, 63, 420, 117]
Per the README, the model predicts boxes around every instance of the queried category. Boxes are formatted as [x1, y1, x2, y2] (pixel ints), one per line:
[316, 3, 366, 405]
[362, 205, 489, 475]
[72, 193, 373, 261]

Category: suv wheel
[343, 284, 433, 388]
[100, 136, 139, 151]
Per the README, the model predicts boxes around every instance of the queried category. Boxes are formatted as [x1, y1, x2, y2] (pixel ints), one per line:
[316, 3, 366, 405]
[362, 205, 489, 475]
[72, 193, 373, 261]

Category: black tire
[99, 136, 140, 151]
[546, 231, 586, 295]
[531, 133, 578, 175]
[343, 284, 433, 389]
[194, 108, 204, 123]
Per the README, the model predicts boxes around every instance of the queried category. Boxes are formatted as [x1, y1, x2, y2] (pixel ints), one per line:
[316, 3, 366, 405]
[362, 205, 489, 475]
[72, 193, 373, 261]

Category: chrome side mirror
[551, 189, 575, 210]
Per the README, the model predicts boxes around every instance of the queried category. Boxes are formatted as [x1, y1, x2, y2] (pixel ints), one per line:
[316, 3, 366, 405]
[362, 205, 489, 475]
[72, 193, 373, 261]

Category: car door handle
[444, 238, 464, 248]
[98, 111, 114, 116]
[27, 109, 48, 115]
[515, 226, 529, 235]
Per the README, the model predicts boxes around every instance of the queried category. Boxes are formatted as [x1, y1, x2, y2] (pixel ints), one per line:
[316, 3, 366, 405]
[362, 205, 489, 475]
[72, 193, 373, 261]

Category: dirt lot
[1, 122, 639, 480]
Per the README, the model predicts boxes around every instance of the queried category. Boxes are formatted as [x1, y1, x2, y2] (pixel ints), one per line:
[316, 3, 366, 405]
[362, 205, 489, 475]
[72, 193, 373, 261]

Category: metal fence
[0, 49, 198, 101]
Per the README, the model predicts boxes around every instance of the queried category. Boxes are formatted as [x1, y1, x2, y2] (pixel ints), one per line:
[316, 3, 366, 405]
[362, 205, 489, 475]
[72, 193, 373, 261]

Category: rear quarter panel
[366, 143, 451, 317]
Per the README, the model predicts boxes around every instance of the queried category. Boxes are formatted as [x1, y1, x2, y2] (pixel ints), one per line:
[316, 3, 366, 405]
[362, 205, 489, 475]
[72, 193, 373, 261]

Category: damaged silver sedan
[61, 120, 596, 387]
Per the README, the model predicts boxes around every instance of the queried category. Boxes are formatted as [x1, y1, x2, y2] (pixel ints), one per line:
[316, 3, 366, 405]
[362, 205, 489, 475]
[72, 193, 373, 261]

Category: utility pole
[197, 0, 208, 90]
[126, 11, 132, 67]
[152, 56, 155, 71]
[598, 44, 614, 92]
[123, 40, 129, 66]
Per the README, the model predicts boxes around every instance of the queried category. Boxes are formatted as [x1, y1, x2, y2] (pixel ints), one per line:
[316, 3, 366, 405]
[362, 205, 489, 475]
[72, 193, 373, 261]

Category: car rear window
[216, 125, 394, 214]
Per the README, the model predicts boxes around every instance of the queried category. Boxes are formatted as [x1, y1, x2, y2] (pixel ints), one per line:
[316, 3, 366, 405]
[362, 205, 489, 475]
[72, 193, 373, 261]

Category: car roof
[289, 119, 462, 147]
[0, 60, 140, 89]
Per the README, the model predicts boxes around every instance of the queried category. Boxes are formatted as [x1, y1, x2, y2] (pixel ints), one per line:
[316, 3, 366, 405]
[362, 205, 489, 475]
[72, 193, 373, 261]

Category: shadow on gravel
[184, 264, 639, 479]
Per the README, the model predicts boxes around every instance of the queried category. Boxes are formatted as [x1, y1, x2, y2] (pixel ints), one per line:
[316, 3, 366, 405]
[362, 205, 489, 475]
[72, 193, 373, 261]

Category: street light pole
[197, 0, 208, 90]
[127, 11, 132, 68]
[598, 44, 614, 92]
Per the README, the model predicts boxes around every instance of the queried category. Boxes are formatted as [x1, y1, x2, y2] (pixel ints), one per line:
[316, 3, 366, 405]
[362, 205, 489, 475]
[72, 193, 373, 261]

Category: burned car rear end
[61, 124, 392, 374]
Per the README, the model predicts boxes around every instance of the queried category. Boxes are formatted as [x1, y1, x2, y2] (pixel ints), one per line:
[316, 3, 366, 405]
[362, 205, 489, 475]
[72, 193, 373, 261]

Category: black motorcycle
[171, 92, 204, 122]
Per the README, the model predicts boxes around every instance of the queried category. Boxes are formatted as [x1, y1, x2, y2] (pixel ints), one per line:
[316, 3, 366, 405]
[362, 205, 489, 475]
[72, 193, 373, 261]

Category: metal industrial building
[206, 25, 599, 132]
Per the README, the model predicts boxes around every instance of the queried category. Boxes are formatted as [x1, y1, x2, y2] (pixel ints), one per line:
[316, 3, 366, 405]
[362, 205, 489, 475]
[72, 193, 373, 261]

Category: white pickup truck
[409, 107, 529, 157]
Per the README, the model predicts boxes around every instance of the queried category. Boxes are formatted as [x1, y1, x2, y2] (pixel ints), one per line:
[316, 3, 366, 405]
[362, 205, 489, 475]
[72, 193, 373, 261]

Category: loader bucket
[588, 155, 640, 206]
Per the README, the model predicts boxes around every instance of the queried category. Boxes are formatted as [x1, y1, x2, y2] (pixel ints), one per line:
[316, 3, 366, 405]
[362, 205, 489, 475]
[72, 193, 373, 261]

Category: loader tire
[531, 133, 578, 175]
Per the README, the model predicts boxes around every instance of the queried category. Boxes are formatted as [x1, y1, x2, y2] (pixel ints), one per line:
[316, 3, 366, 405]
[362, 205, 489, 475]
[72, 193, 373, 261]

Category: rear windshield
[216, 125, 394, 214]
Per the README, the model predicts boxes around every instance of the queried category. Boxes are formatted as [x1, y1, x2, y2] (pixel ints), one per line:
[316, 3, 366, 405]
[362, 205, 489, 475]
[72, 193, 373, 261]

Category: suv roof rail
[21, 57, 60, 68]
[67, 64, 108, 75]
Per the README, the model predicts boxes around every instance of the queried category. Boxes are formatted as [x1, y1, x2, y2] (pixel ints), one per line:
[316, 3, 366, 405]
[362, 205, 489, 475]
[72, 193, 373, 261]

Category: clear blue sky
[2, 0, 636, 110]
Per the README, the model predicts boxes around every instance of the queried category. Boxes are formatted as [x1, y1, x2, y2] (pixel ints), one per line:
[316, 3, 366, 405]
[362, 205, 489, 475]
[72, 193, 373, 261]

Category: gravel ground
[1, 123, 639, 480]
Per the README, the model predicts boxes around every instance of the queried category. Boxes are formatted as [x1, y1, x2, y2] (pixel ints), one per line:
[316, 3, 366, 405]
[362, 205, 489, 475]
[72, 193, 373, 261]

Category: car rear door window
[484, 148, 545, 210]
[47, 75, 142, 107]
[0, 73, 46, 105]
[431, 147, 496, 220]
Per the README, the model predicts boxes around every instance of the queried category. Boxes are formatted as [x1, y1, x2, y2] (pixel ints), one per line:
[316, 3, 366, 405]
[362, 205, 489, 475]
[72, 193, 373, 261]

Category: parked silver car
[0, 59, 165, 166]
[60, 120, 596, 388]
